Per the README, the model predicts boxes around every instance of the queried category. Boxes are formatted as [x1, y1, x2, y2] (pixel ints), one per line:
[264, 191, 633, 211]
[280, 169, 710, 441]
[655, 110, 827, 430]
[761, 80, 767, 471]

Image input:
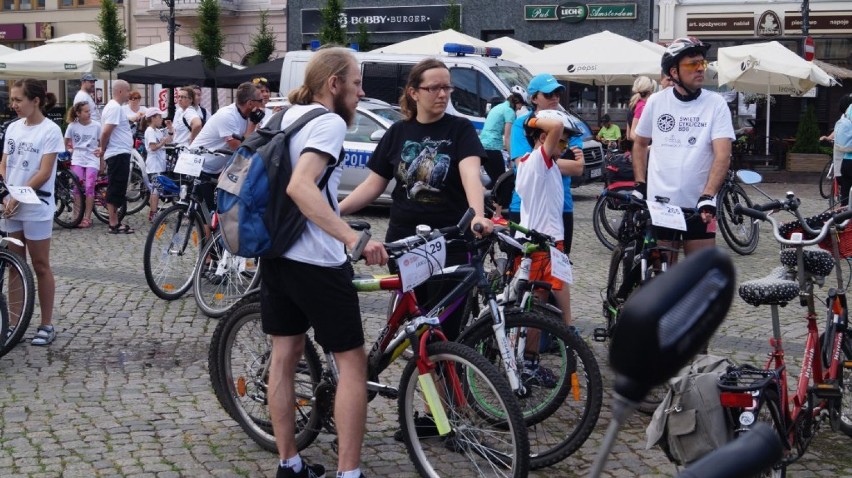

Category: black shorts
[197, 172, 219, 212]
[653, 213, 717, 242]
[105, 153, 130, 208]
[260, 257, 364, 353]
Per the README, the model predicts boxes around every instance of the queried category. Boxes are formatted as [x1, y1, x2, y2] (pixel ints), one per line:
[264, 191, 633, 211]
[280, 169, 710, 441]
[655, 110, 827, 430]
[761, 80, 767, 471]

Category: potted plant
[787, 104, 829, 172]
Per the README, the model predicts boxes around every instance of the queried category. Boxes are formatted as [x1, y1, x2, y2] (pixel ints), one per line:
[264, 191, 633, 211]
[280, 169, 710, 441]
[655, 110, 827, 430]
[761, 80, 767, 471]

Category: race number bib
[8, 186, 41, 204]
[397, 237, 447, 292]
[647, 201, 687, 231]
[550, 246, 573, 284]
[174, 152, 205, 177]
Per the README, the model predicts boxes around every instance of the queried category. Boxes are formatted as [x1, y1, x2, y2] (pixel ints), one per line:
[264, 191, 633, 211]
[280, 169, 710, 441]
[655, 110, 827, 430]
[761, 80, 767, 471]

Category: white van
[279, 44, 604, 187]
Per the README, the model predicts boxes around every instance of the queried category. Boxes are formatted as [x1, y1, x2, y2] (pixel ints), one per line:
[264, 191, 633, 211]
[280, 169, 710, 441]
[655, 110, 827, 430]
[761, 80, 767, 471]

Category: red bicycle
[719, 194, 852, 477]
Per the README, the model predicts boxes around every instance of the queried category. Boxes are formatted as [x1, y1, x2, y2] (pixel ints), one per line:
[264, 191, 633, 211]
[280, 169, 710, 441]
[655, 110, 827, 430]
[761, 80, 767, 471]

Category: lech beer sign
[557, 2, 588, 23]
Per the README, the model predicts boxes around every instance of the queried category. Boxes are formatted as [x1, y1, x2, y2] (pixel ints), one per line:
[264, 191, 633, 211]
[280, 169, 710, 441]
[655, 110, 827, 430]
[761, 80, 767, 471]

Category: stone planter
[786, 152, 829, 173]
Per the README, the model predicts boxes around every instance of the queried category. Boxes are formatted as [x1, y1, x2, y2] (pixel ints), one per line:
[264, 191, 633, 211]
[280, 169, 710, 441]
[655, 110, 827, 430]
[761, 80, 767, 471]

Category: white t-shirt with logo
[279, 104, 346, 267]
[2, 119, 64, 221]
[173, 106, 200, 147]
[145, 127, 168, 174]
[190, 103, 248, 174]
[73, 89, 99, 122]
[635, 88, 735, 208]
[101, 99, 133, 159]
[515, 145, 565, 241]
[64, 120, 102, 169]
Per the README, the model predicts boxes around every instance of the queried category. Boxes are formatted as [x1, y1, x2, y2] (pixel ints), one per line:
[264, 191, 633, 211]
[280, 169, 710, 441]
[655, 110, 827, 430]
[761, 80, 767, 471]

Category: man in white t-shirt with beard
[74, 73, 100, 123]
[632, 36, 734, 259]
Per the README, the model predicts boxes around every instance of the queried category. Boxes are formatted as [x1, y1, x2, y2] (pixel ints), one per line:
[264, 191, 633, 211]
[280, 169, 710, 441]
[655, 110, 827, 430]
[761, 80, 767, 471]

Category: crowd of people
[1, 35, 741, 477]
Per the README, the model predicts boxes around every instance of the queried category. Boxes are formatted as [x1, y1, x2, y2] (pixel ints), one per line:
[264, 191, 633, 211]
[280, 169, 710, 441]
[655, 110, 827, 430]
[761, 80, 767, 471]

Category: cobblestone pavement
[2, 180, 852, 478]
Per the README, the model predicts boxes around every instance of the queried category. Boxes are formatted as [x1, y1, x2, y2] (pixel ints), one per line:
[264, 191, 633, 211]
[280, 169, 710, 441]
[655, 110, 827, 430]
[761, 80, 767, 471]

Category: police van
[279, 44, 604, 187]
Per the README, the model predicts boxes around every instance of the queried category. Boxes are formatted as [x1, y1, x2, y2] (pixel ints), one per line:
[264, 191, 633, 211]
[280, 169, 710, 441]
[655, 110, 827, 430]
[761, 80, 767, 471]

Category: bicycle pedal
[592, 328, 609, 342]
[810, 382, 842, 400]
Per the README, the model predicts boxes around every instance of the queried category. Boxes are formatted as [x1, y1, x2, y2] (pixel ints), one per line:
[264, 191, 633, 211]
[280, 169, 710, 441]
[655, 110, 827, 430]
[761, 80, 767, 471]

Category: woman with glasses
[340, 58, 492, 340]
[173, 87, 202, 146]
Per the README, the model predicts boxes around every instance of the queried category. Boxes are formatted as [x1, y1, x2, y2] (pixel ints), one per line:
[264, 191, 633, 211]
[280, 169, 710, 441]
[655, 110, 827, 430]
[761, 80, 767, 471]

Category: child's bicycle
[208, 210, 531, 477]
[91, 173, 127, 225]
[717, 193, 852, 476]
[53, 152, 85, 229]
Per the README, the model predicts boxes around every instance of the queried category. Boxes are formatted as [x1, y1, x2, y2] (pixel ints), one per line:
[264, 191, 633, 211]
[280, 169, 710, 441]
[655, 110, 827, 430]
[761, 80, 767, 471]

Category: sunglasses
[252, 77, 269, 86]
[538, 90, 560, 99]
[679, 59, 708, 72]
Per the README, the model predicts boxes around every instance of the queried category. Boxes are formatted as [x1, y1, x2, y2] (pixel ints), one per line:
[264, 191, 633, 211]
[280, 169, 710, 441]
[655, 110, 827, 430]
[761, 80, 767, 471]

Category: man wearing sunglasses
[631, 36, 735, 259]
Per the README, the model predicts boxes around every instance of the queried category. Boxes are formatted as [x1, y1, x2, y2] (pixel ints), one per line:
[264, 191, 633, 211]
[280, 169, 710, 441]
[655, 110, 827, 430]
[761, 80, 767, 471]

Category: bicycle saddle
[778, 247, 834, 278]
[348, 220, 371, 231]
[739, 266, 799, 307]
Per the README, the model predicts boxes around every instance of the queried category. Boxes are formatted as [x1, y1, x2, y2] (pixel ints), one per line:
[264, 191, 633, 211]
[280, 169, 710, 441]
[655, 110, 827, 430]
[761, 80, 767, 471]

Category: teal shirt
[479, 101, 516, 151]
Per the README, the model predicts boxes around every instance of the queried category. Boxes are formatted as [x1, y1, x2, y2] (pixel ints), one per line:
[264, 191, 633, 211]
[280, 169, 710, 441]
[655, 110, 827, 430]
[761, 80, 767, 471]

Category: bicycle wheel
[92, 182, 127, 224]
[820, 330, 852, 438]
[0, 295, 7, 356]
[53, 168, 84, 229]
[717, 183, 759, 256]
[125, 166, 150, 215]
[458, 309, 602, 469]
[820, 160, 833, 200]
[143, 204, 205, 300]
[0, 248, 36, 359]
[193, 231, 260, 318]
[209, 299, 323, 452]
[398, 341, 530, 477]
[754, 389, 787, 478]
[592, 195, 621, 251]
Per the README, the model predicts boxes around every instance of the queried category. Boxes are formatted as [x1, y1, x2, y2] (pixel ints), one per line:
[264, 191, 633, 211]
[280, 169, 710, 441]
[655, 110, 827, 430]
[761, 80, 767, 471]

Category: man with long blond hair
[262, 47, 387, 478]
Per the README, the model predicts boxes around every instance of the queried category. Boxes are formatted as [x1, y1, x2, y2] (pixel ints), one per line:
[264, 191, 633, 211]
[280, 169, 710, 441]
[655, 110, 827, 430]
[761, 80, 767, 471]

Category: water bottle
[180, 184, 187, 200]
[507, 257, 532, 303]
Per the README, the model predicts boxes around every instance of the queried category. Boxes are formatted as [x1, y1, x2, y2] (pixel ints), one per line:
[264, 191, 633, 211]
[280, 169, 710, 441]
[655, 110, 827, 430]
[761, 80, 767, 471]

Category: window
[362, 62, 412, 105]
[60, 0, 101, 8]
[449, 67, 502, 118]
[345, 111, 383, 143]
[2, 0, 44, 9]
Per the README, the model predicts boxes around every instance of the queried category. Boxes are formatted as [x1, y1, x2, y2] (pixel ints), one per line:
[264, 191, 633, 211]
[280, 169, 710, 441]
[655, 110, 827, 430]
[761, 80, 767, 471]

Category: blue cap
[528, 74, 564, 96]
[81, 73, 96, 82]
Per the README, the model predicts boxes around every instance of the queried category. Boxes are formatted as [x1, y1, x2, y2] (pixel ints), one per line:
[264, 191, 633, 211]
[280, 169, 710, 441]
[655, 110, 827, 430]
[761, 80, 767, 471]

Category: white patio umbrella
[0, 33, 146, 79]
[485, 36, 540, 62]
[716, 41, 836, 154]
[0, 44, 16, 57]
[519, 31, 662, 113]
[371, 29, 486, 55]
[125, 41, 242, 68]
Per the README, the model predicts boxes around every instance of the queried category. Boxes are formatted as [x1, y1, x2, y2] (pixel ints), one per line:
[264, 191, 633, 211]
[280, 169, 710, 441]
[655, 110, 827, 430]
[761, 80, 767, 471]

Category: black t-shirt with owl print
[368, 114, 486, 242]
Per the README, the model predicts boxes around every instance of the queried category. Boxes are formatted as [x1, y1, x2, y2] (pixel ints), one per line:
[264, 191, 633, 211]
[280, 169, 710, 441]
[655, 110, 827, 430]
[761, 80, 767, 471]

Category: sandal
[31, 325, 56, 346]
[78, 218, 92, 229]
[108, 223, 135, 234]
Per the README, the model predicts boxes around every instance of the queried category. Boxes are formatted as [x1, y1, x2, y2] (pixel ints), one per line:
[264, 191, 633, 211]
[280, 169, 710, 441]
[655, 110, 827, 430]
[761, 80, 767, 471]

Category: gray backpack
[646, 354, 735, 466]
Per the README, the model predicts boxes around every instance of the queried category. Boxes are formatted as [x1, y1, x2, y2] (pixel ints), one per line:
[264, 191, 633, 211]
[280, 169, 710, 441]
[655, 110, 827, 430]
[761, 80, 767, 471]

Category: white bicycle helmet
[524, 110, 583, 146]
[510, 85, 529, 104]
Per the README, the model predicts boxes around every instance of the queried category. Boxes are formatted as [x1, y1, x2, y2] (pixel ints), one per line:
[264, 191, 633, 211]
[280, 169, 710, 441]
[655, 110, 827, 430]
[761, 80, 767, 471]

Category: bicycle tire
[457, 309, 603, 469]
[193, 231, 260, 318]
[0, 248, 36, 359]
[125, 166, 150, 215]
[0, 295, 7, 357]
[53, 168, 84, 229]
[820, 160, 833, 200]
[754, 388, 787, 478]
[210, 299, 323, 452]
[819, 330, 852, 439]
[717, 183, 759, 255]
[143, 204, 205, 300]
[592, 195, 621, 251]
[208, 293, 259, 419]
[92, 182, 127, 224]
[398, 341, 530, 478]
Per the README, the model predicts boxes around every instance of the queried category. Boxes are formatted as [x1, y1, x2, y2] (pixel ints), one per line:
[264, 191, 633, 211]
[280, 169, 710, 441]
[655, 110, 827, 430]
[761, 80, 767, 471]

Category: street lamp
[160, 0, 180, 117]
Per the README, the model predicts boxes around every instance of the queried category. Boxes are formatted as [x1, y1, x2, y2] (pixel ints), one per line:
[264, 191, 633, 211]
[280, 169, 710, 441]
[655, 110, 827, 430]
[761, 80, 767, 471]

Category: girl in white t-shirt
[141, 107, 173, 220]
[0, 79, 65, 346]
[64, 101, 103, 228]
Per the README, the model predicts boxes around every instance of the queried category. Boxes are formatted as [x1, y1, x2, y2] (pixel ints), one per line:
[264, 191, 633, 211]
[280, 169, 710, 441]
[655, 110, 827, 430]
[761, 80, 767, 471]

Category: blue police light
[310, 40, 321, 51]
[443, 43, 502, 58]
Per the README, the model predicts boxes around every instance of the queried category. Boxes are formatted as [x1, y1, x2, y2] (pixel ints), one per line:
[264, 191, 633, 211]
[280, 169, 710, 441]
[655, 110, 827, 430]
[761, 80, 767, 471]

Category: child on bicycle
[64, 101, 102, 228]
[141, 107, 173, 221]
[516, 109, 584, 382]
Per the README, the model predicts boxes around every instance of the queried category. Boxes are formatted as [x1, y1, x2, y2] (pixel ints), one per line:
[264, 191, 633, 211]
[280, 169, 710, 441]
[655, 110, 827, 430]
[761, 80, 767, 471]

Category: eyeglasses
[177, 95, 189, 99]
[251, 98, 263, 103]
[679, 59, 708, 72]
[418, 85, 455, 94]
[252, 77, 269, 86]
[538, 91, 560, 99]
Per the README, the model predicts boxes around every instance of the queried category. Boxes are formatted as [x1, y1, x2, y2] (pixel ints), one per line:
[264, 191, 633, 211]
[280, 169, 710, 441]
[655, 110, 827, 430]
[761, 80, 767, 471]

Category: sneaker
[521, 358, 558, 389]
[393, 412, 439, 442]
[276, 462, 326, 478]
[31, 325, 56, 346]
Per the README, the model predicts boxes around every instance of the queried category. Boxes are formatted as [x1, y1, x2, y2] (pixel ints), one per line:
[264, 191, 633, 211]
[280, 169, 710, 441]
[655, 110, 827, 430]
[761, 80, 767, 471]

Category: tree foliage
[440, 0, 462, 31]
[354, 22, 371, 52]
[247, 10, 277, 65]
[93, 0, 127, 78]
[192, 0, 225, 109]
[319, 0, 347, 46]
[790, 104, 822, 154]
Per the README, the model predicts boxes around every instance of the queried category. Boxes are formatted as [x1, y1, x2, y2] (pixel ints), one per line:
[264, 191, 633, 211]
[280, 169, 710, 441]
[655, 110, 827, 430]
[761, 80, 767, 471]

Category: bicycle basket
[780, 211, 852, 258]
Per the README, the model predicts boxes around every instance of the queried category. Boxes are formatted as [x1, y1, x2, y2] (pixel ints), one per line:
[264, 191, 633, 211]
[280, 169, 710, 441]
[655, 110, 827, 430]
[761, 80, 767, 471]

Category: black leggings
[840, 161, 852, 204]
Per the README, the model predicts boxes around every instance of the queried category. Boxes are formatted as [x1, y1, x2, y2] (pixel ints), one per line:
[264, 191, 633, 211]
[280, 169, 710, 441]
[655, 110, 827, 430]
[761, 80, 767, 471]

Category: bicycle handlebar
[365, 208, 476, 260]
[675, 423, 783, 478]
[602, 189, 698, 215]
[734, 196, 852, 247]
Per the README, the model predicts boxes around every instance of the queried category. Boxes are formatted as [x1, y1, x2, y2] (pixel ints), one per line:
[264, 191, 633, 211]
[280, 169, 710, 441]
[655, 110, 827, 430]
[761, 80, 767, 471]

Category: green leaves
[93, 0, 127, 76]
